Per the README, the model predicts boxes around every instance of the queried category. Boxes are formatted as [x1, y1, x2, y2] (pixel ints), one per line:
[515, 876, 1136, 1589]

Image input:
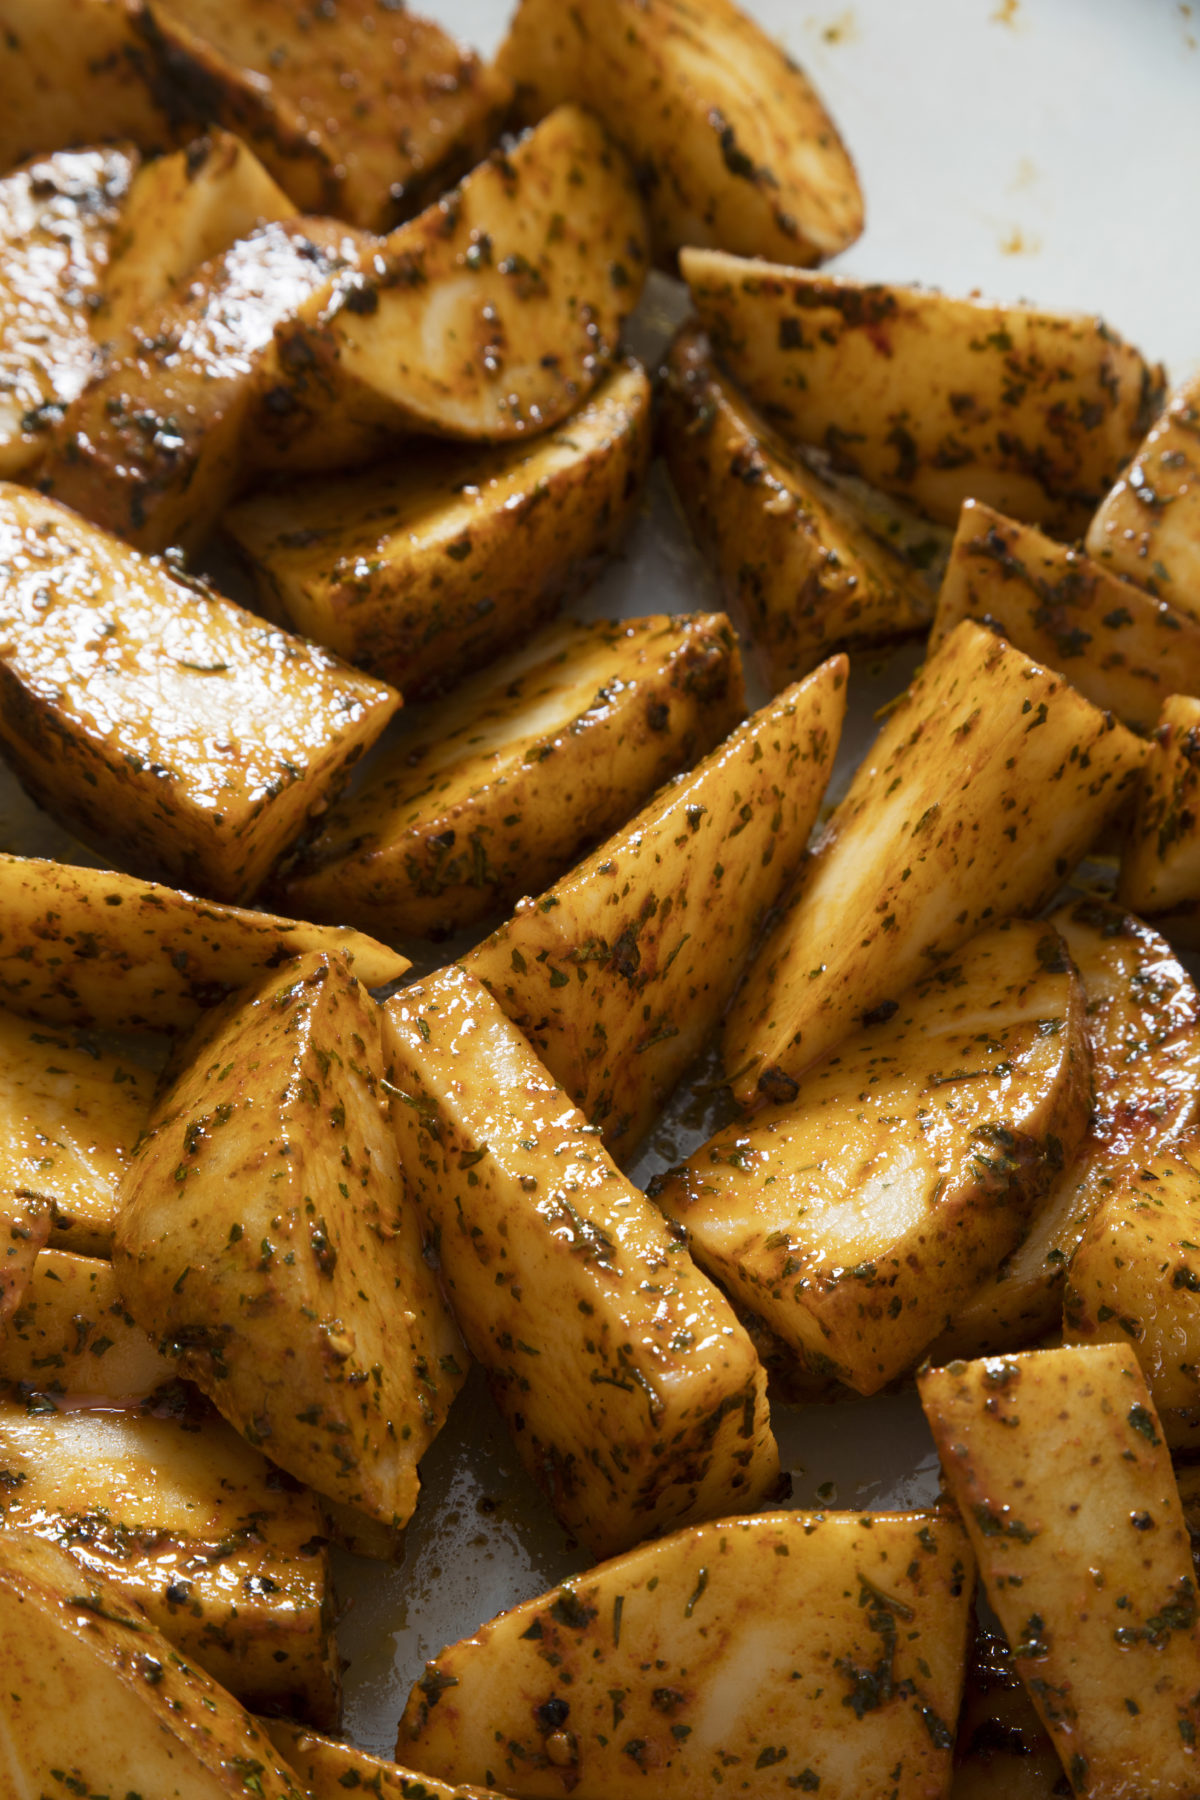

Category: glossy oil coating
[1120, 693, 1200, 939]
[1087, 371, 1200, 620]
[0, 1248, 173, 1400]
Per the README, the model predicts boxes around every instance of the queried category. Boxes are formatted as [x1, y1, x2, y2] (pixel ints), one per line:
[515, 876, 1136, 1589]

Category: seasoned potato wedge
[385, 965, 779, 1557]
[661, 324, 934, 686]
[0, 1248, 173, 1399]
[41, 216, 366, 553]
[498, 0, 862, 267]
[1, 1200, 48, 1327]
[98, 128, 297, 342]
[399, 1509, 974, 1800]
[468, 655, 847, 1161]
[0, 1006, 155, 1257]
[1119, 694, 1200, 942]
[1087, 371, 1200, 616]
[0, 488, 399, 903]
[935, 898, 1200, 1359]
[683, 248, 1164, 535]
[921, 1345, 1200, 1796]
[0, 1532, 309, 1798]
[653, 920, 1090, 1395]
[114, 952, 466, 1535]
[0, 1395, 339, 1723]
[225, 360, 652, 697]
[251, 107, 648, 470]
[0, 147, 134, 476]
[264, 1721, 495, 1800]
[724, 621, 1148, 1107]
[951, 1623, 1064, 1800]
[931, 499, 1200, 733]
[281, 612, 743, 942]
[0, 854, 408, 1031]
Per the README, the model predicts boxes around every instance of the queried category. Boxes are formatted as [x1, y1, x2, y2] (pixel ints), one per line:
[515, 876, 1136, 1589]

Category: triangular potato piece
[1087, 370, 1200, 617]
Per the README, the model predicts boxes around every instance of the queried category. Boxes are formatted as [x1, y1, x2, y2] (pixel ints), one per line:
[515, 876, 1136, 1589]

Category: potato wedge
[250, 107, 648, 471]
[398, 1509, 974, 1800]
[0, 1531, 309, 1797]
[652, 920, 1090, 1395]
[931, 500, 1200, 734]
[1, 1200, 48, 1327]
[114, 952, 466, 1535]
[468, 654, 847, 1161]
[1087, 371, 1200, 618]
[0, 853, 408, 1032]
[683, 249, 1164, 535]
[0, 1248, 173, 1398]
[384, 965, 779, 1557]
[0, 1394, 339, 1722]
[497, 0, 862, 267]
[724, 620, 1148, 1108]
[0, 488, 399, 903]
[41, 216, 366, 553]
[264, 1721, 495, 1799]
[934, 897, 1200, 1360]
[951, 1623, 1064, 1800]
[0, 146, 134, 476]
[661, 323, 935, 687]
[280, 612, 744, 942]
[921, 1345, 1200, 1796]
[1119, 694, 1200, 942]
[224, 360, 652, 698]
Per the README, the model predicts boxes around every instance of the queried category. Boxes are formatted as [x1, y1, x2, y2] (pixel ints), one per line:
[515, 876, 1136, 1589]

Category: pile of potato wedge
[0, 0, 1198, 1796]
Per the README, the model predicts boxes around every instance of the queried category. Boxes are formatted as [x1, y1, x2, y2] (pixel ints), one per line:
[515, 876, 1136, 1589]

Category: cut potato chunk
[931, 499, 1200, 734]
[0, 1531, 309, 1798]
[0, 1248, 173, 1399]
[224, 360, 652, 698]
[468, 655, 846, 1161]
[114, 952, 466, 1535]
[281, 612, 743, 942]
[497, 0, 862, 267]
[0, 853, 408, 1032]
[398, 1508, 974, 1800]
[264, 1720, 495, 1799]
[951, 1622, 1064, 1800]
[1, 1199, 48, 1327]
[384, 965, 779, 1557]
[934, 897, 1200, 1359]
[0, 1006, 155, 1256]
[725, 620, 1148, 1108]
[0, 146, 134, 476]
[0, 488, 399, 903]
[683, 249, 1164, 535]
[654, 920, 1090, 1395]
[921, 1345, 1200, 1797]
[1087, 371, 1200, 618]
[41, 216, 366, 553]
[1120, 694, 1200, 943]
[662, 324, 934, 687]
[0, 1394, 338, 1723]
[251, 107, 648, 470]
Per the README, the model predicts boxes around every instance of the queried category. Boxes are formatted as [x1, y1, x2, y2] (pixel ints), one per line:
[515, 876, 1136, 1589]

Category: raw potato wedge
[0, 488, 399, 904]
[951, 1623, 1064, 1800]
[264, 1721, 496, 1799]
[468, 655, 847, 1162]
[0, 1005, 155, 1257]
[384, 965, 780, 1558]
[652, 920, 1091, 1395]
[251, 107, 649, 470]
[724, 620, 1148, 1108]
[935, 897, 1200, 1359]
[921, 1345, 1200, 1797]
[931, 499, 1200, 734]
[398, 1509, 974, 1800]
[224, 360, 653, 698]
[0, 1532, 308, 1798]
[0, 147, 135, 476]
[497, 0, 862, 267]
[41, 216, 366, 553]
[0, 1395, 339, 1723]
[683, 248, 1165, 535]
[281, 612, 744, 942]
[0, 1248, 173, 1399]
[1119, 694, 1200, 943]
[661, 324, 935, 686]
[114, 952, 466, 1535]
[97, 128, 297, 341]
[1087, 371, 1200, 616]
[0, 854, 409, 1032]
